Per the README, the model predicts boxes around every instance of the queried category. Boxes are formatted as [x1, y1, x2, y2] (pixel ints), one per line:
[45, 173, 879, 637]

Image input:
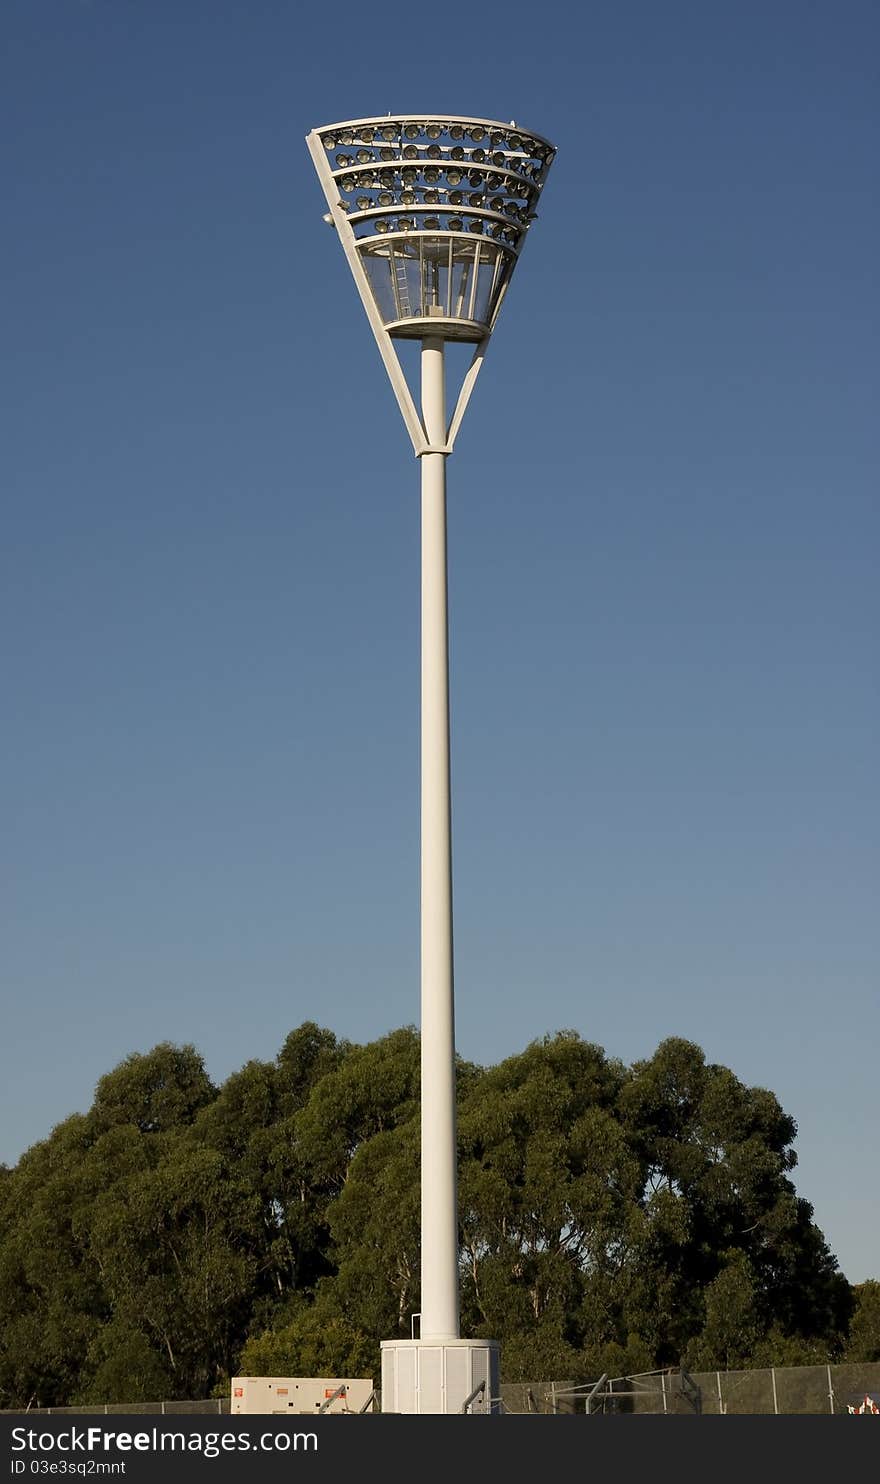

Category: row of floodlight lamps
[332, 147, 547, 183]
[315, 118, 555, 250]
[339, 172, 537, 249]
[337, 165, 535, 197]
[363, 214, 521, 243]
[343, 177, 533, 211]
[321, 120, 553, 158]
[351, 189, 530, 224]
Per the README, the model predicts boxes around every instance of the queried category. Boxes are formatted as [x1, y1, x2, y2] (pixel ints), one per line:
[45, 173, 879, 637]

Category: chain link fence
[6, 1362, 880, 1416]
[1, 1400, 231, 1416]
[499, 1362, 880, 1415]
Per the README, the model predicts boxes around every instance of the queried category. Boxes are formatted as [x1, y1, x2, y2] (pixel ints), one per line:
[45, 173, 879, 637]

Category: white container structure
[230, 1376, 374, 1415]
[381, 1338, 499, 1416]
[306, 115, 555, 1414]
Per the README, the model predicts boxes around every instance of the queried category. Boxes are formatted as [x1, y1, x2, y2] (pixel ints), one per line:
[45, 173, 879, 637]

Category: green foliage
[326, 1124, 421, 1339]
[77, 1324, 172, 1406]
[684, 1250, 762, 1370]
[86, 1139, 261, 1397]
[457, 1032, 636, 1363]
[0, 1022, 862, 1407]
[843, 1281, 880, 1363]
[290, 1026, 420, 1193]
[238, 1304, 375, 1382]
[91, 1044, 216, 1135]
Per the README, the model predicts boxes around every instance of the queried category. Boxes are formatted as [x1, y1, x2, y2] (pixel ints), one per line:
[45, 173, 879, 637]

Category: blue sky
[2, 1, 877, 1285]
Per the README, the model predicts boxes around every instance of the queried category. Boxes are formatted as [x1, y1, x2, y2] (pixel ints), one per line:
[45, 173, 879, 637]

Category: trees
[0, 1044, 222, 1408]
[456, 1032, 636, 1379]
[83, 1138, 261, 1400]
[91, 1044, 216, 1136]
[616, 1038, 852, 1365]
[844, 1281, 880, 1364]
[0, 1113, 106, 1409]
[0, 1023, 863, 1406]
[238, 1306, 375, 1382]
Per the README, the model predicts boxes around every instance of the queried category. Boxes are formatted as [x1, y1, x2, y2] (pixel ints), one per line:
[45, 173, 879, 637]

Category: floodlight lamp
[339, 130, 353, 145]
[405, 123, 420, 139]
[451, 146, 465, 161]
[449, 124, 464, 139]
[469, 125, 485, 141]
[381, 124, 397, 140]
[426, 123, 443, 139]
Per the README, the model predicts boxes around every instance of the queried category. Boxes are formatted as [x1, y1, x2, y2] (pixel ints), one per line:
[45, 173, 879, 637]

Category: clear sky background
[2, 1, 877, 1285]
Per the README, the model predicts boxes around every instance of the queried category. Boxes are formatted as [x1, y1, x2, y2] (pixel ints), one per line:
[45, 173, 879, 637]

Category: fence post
[661, 1370, 667, 1415]
[770, 1368, 778, 1415]
[827, 1366, 835, 1414]
[716, 1372, 724, 1415]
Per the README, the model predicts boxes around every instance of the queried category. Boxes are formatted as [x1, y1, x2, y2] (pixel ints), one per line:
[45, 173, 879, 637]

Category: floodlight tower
[306, 114, 555, 1414]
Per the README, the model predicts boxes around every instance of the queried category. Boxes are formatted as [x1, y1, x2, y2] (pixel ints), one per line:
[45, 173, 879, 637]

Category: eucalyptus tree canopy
[0, 1024, 856, 1407]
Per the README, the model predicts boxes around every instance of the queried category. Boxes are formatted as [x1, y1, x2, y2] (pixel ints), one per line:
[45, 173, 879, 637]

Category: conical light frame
[306, 113, 555, 455]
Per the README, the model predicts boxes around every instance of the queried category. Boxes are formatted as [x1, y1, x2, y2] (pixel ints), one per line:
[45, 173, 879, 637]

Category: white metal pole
[419, 335, 459, 1343]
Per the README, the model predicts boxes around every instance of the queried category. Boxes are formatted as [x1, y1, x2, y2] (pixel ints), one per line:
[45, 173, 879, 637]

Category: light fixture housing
[307, 114, 555, 354]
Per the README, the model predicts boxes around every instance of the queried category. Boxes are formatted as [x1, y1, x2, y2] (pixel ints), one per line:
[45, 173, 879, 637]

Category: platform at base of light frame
[380, 1338, 500, 1414]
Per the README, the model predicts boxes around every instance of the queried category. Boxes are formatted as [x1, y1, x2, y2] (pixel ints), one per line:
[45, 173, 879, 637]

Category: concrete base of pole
[380, 1338, 500, 1414]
